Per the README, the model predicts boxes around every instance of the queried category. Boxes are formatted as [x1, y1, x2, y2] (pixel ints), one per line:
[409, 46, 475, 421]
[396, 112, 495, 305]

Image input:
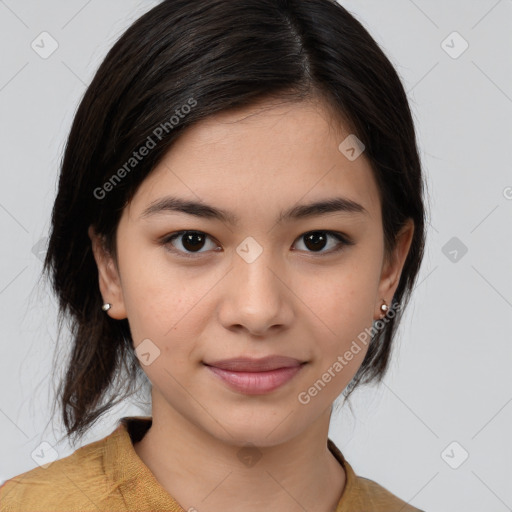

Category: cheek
[315, 256, 381, 330]
[116, 242, 197, 341]
[117, 244, 228, 372]
[306, 251, 383, 370]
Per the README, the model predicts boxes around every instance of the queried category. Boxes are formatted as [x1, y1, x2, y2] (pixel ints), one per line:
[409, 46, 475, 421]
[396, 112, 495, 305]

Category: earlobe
[375, 219, 414, 318]
[88, 225, 128, 320]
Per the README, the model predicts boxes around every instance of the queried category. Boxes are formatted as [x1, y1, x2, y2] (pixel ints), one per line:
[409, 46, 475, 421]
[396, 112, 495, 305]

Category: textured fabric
[0, 416, 424, 511]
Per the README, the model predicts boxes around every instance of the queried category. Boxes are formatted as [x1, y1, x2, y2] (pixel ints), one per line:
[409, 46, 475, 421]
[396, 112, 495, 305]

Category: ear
[88, 225, 127, 320]
[375, 218, 414, 320]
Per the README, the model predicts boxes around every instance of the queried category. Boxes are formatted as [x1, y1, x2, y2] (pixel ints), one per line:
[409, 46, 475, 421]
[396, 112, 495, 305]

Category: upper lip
[204, 356, 305, 372]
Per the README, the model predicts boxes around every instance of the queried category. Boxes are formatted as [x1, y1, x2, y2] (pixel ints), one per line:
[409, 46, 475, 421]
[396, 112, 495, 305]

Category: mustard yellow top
[0, 416, 424, 512]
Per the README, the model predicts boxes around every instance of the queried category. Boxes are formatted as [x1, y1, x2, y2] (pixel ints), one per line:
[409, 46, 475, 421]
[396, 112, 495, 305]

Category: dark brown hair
[42, 0, 427, 446]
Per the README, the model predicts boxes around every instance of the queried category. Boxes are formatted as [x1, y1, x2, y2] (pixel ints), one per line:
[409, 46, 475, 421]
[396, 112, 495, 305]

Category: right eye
[161, 230, 221, 258]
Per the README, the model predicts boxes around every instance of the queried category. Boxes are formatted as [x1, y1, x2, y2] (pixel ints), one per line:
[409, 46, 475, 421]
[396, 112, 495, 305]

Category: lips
[203, 356, 307, 395]
[204, 355, 304, 372]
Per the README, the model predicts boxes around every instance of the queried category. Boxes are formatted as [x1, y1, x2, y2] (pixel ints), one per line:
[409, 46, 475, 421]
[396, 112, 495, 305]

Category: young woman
[0, 1, 427, 510]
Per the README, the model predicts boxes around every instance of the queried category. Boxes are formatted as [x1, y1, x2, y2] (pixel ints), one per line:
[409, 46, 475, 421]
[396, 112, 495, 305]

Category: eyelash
[160, 230, 354, 259]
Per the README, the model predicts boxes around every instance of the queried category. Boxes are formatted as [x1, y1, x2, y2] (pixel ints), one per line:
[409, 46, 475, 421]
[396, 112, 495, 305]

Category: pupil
[305, 232, 327, 251]
[183, 232, 204, 251]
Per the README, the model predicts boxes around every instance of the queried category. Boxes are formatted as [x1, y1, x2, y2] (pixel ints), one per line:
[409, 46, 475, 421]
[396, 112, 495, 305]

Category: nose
[217, 246, 293, 337]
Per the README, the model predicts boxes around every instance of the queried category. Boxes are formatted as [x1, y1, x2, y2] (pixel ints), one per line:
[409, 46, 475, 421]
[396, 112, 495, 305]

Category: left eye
[293, 231, 351, 253]
[162, 230, 352, 258]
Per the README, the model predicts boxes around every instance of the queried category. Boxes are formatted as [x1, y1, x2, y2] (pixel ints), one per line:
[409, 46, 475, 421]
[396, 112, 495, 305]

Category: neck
[133, 396, 345, 512]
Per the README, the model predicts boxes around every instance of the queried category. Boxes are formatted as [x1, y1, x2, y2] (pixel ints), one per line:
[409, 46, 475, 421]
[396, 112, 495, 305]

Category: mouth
[203, 356, 308, 395]
[204, 355, 305, 372]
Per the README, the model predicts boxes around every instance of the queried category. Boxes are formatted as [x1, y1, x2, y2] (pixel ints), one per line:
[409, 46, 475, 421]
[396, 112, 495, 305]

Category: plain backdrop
[1, 1, 511, 511]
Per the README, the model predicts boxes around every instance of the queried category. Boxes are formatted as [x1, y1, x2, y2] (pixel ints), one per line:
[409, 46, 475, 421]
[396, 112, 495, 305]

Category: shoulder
[328, 439, 425, 512]
[0, 431, 118, 512]
[351, 474, 425, 511]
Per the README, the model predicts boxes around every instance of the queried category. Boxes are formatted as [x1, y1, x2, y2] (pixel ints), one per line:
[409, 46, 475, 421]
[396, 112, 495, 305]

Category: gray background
[1, 1, 511, 511]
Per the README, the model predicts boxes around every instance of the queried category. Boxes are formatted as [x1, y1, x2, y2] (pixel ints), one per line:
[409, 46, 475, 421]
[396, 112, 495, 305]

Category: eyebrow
[140, 195, 367, 225]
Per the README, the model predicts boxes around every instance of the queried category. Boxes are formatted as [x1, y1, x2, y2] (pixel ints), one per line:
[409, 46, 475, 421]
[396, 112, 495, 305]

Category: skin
[89, 96, 414, 512]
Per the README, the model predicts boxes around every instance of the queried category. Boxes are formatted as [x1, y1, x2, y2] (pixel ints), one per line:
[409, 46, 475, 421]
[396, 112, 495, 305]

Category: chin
[201, 406, 311, 449]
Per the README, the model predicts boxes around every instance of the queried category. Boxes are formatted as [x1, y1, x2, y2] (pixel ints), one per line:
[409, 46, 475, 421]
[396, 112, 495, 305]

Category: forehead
[124, 98, 381, 224]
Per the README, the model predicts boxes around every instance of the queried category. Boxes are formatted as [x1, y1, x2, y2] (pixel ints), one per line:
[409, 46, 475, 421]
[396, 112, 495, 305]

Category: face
[90, 98, 413, 447]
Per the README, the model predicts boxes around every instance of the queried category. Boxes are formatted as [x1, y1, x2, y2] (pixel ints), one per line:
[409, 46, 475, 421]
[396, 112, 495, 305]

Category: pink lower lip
[205, 364, 305, 395]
